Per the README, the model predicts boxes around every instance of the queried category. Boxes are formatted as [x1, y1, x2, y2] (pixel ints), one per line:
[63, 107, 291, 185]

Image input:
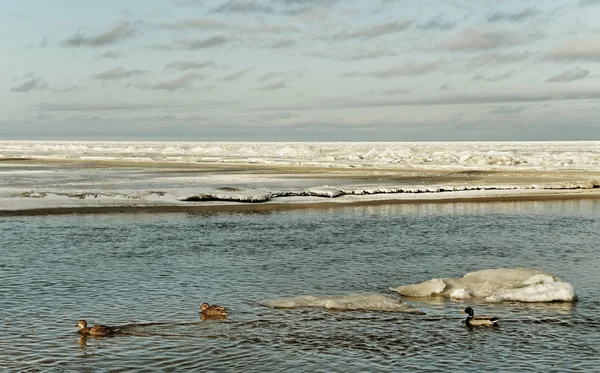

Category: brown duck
[76, 320, 116, 336]
[200, 303, 228, 319]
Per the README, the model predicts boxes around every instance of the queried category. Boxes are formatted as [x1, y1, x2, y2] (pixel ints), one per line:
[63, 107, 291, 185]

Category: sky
[1, 0, 600, 141]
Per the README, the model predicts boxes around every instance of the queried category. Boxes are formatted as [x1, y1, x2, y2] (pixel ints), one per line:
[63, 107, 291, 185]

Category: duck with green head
[464, 307, 500, 327]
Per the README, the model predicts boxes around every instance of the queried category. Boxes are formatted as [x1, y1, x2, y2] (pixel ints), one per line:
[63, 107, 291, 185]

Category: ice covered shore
[390, 268, 577, 302]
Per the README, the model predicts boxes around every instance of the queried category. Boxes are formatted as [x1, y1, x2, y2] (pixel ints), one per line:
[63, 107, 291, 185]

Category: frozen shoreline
[2, 141, 599, 215]
[2, 188, 600, 216]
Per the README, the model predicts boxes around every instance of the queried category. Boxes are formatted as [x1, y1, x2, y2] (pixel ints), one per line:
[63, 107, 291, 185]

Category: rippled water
[1, 200, 599, 372]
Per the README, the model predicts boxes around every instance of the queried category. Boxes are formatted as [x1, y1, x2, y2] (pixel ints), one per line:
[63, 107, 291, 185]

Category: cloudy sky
[2, 0, 600, 141]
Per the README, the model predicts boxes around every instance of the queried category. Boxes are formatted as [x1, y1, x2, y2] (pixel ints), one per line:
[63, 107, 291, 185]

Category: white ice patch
[260, 294, 424, 313]
[390, 268, 577, 303]
[486, 282, 576, 302]
[450, 289, 471, 300]
[391, 278, 447, 297]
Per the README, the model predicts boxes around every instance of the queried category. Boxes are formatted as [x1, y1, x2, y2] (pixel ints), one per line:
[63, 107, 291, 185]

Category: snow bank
[390, 268, 577, 302]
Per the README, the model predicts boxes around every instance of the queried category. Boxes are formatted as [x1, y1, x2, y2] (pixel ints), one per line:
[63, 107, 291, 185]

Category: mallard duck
[200, 303, 228, 318]
[75, 320, 116, 336]
[464, 307, 499, 326]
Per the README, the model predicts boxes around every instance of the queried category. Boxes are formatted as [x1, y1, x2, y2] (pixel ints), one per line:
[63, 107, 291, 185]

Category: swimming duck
[201, 303, 228, 318]
[76, 320, 115, 336]
[464, 307, 499, 327]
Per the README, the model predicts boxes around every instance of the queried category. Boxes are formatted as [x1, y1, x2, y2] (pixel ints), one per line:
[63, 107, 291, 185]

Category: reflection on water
[1, 200, 599, 371]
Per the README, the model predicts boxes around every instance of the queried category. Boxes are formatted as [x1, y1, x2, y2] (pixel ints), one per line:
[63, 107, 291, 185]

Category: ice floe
[390, 268, 577, 303]
[260, 294, 424, 313]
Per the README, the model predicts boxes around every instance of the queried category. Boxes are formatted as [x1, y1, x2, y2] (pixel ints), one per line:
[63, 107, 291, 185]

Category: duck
[75, 320, 116, 336]
[200, 303, 228, 318]
[464, 307, 499, 327]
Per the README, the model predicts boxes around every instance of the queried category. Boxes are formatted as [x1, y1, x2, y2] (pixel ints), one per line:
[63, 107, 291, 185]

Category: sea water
[1, 200, 599, 372]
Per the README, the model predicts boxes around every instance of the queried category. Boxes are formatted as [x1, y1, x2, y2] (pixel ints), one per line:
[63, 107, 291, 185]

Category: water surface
[1, 200, 599, 372]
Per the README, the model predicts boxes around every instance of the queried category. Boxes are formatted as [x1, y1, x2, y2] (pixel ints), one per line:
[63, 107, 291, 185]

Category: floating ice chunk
[260, 294, 423, 313]
[486, 282, 576, 303]
[523, 274, 555, 285]
[390, 278, 446, 297]
[390, 268, 577, 302]
[450, 289, 471, 300]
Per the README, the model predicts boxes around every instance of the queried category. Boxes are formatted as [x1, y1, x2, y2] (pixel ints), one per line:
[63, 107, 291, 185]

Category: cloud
[214, 1, 274, 14]
[362, 61, 439, 79]
[258, 69, 304, 82]
[147, 43, 175, 51]
[184, 35, 229, 49]
[258, 72, 282, 82]
[578, 0, 600, 6]
[545, 67, 590, 83]
[439, 83, 453, 91]
[308, 47, 397, 61]
[10, 73, 48, 92]
[332, 20, 413, 41]
[419, 16, 456, 30]
[53, 84, 86, 93]
[544, 39, 600, 61]
[280, 0, 339, 6]
[98, 50, 124, 59]
[437, 26, 533, 52]
[258, 87, 600, 115]
[140, 72, 203, 91]
[442, 90, 600, 105]
[92, 67, 147, 80]
[244, 23, 301, 34]
[380, 86, 412, 95]
[159, 18, 226, 30]
[269, 39, 296, 49]
[486, 8, 538, 23]
[259, 80, 287, 90]
[281, 0, 340, 18]
[344, 48, 398, 61]
[39, 37, 49, 48]
[471, 70, 514, 82]
[468, 51, 532, 66]
[37, 102, 177, 111]
[218, 67, 254, 82]
[61, 21, 134, 47]
[36, 100, 235, 112]
[165, 60, 216, 71]
[488, 105, 527, 116]
[171, 0, 204, 6]
[10, 73, 85, 94]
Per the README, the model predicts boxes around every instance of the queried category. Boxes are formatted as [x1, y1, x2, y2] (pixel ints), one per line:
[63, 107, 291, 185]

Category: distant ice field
[1, 141, 599, 212]
[1, 140, 600, 170]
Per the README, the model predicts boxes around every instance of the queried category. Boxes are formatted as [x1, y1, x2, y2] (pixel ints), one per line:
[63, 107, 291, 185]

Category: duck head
[463, 307, 474, 317]
[200, 303, 210, 311]
[76, 320, 88, 329]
